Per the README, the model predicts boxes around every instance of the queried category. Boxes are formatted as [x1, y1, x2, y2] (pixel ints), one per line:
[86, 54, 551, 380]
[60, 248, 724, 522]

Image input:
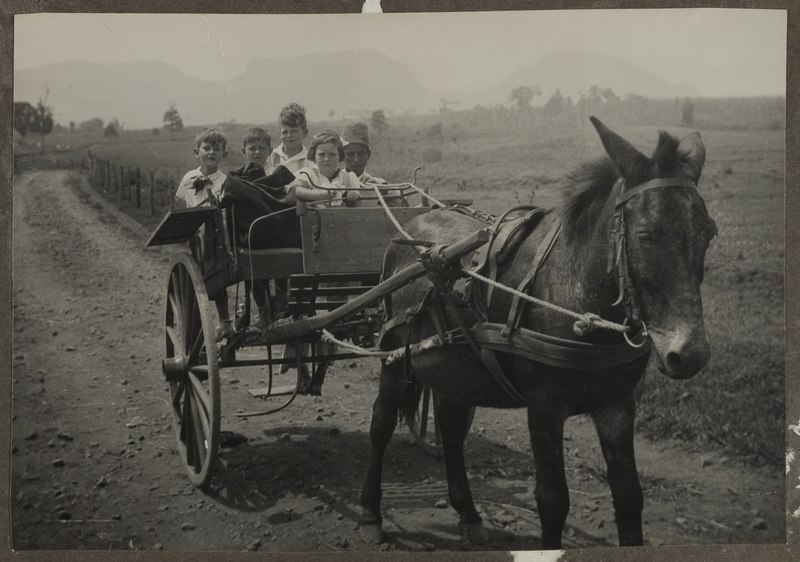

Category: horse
[358, 117, 717, 549]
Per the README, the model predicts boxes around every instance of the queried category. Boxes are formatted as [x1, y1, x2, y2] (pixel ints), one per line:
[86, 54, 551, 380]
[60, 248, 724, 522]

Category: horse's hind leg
[437, 399, 488, 544]
[359, 361, 408, 544]
[591, 396, 643, 546]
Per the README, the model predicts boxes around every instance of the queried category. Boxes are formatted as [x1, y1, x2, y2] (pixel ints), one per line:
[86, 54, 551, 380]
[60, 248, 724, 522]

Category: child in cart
[341, 122, 405, 207]
[228, 127, 276, 329]
[283, 130, 361, 396]
[174, 127, 235, 341]
[286, 130, 361, 207]
[229, 126, 272, 181]
[267, 102, 312, 174]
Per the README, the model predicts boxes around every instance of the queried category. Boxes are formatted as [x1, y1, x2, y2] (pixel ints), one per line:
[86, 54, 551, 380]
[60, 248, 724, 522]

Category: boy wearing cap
[341, 122, 405, 207]
[341, 122, 386, 185]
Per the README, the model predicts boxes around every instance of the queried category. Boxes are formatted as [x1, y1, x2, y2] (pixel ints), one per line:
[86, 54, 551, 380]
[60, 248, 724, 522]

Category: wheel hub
[163, 355, 189, 382]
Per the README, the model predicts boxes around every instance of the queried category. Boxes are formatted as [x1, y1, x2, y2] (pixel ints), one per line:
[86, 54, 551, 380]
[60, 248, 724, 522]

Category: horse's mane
[560, 131, 683, 240]
[559, 157, 619, 240]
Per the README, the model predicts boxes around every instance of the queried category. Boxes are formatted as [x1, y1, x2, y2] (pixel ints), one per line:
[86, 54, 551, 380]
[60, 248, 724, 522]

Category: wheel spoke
[187, 329, 204, 365]
[187, 300, 200, 356]
[171, 381, 186, 410]
[166, 325, 180, 352]
[188, 391, 207, 471]
[188, 372, 211, 417]
[178, 271, 192, 344]
[167, 292, 180, 322]
[170, 270, 184, 315]
[190, 365, 209, 378]
[180, 391, 194, 463]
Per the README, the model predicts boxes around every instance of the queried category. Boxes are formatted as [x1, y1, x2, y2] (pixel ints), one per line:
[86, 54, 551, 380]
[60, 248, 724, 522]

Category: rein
[361, 176, 697, 406]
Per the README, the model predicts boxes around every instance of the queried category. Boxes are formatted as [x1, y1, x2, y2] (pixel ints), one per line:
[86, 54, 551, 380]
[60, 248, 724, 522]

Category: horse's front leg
[591, 395, 643, 546]
[437, 398, 488, 544]
[358, 361, 408, 544]
[527, 405, 569, 549]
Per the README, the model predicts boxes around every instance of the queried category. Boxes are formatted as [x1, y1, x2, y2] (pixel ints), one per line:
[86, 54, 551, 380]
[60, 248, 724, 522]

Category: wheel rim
[164, 255, 220, 487]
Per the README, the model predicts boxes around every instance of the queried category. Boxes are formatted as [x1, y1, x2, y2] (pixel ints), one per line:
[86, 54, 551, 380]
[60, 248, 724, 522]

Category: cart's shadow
[201, 425, 612, 551]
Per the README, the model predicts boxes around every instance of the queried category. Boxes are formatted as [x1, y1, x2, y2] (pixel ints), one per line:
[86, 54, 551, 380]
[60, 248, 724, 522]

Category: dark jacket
[221, 165, 301, 249]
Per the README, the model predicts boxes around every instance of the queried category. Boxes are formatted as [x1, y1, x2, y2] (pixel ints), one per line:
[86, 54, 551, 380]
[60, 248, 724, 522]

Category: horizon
[14, 10, 787, 98]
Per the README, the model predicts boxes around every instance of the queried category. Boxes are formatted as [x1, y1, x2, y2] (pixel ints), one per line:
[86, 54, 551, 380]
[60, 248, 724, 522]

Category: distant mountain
[13, 50, 441, 130]
[460, 51, 702, 108]
[13, 50, 703, 130]
[13, 60, 229, 130]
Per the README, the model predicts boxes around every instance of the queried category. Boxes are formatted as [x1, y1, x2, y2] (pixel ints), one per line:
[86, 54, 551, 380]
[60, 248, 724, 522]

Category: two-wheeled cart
[147, 183, 486, 486]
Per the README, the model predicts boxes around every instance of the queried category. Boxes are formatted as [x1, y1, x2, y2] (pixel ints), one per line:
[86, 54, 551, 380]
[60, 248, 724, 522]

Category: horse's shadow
[200, 425, 612, 550]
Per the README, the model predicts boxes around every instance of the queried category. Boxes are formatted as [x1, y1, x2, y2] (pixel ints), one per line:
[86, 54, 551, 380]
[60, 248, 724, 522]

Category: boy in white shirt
[267, 102, 311, 174]
[174, 128, 234, 340]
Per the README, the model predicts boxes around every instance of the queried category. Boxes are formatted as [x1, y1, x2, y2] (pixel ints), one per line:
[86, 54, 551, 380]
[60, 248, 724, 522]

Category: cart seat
[235, 247, 304, 281]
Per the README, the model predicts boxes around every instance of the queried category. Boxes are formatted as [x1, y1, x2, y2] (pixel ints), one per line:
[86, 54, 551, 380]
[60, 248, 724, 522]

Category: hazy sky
[14, 9, 786, 97]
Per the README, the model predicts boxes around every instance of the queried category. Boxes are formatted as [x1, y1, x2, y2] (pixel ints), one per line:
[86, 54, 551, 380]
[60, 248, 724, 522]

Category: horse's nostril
[666, 352, 682, 373]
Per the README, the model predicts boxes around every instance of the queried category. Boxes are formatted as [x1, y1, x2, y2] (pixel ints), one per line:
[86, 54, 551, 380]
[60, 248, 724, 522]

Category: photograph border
[1, 1, 796, 561]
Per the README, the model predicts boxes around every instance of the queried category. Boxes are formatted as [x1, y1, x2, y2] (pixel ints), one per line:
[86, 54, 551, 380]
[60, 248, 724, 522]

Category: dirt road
[10, 170, 785, 552]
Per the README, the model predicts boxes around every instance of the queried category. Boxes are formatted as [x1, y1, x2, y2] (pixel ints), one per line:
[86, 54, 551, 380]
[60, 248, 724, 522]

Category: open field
[14, 99, 785, 468]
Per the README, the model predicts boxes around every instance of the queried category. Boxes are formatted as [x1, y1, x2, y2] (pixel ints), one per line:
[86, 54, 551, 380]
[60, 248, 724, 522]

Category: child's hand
[344, 190, 360, 203]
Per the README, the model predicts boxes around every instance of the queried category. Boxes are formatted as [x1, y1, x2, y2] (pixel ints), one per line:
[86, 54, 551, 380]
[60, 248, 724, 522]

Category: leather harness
[379, 177, 697, 405]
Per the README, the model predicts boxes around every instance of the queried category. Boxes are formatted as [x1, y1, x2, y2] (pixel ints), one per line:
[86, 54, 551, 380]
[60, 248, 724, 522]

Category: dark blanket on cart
[220, 164, 302, 249]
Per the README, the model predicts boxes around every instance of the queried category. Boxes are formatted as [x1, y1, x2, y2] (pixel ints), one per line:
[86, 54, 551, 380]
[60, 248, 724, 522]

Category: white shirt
[288, 165, 360, 207]
[175, 168, 227, 207]
[267, 144, 310, 175]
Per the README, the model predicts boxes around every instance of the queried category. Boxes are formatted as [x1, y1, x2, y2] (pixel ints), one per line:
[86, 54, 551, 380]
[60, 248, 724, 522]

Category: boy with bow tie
[174, 128, 235, 340]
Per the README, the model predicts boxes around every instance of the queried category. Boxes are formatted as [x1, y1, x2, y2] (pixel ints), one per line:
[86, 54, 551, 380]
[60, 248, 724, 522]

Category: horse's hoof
[459, 521, 489, 544]
[359, 522, 384, 544]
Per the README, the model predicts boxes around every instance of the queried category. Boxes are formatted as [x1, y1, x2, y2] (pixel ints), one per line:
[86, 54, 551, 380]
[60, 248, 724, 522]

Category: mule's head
[590, 117, 717, 379]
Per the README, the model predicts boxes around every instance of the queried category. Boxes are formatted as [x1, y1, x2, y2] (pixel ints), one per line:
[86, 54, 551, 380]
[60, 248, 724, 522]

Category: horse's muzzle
[649, 327, 711, 380]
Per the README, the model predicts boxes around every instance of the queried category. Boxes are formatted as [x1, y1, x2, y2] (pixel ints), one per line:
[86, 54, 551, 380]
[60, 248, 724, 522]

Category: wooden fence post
[136, 167, 141, 208]
[150, 170, 155, 215]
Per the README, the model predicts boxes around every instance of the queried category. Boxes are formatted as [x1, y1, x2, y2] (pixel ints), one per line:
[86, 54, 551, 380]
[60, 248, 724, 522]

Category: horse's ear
[676, 131, 706, 183]
[589, 116, 649, 182]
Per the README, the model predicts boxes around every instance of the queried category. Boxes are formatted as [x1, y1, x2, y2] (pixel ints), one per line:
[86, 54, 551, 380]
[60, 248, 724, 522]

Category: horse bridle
[607, 177, 698, 341]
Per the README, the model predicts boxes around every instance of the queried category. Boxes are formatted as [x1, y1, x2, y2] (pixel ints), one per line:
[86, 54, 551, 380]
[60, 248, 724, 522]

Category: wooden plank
[289, 272, 381, 285]
[235, 248, 304, 280]
[290, 286, 375, 298]
[299, 207, 430, 274]
[289, 300, 349, 312]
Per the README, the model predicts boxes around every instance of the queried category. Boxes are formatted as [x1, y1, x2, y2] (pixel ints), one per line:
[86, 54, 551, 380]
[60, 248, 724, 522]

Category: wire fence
[86, 153, 182, 218]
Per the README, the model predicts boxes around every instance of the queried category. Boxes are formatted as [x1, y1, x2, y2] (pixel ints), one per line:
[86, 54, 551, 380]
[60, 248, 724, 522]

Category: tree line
[13, 85, 703, 153]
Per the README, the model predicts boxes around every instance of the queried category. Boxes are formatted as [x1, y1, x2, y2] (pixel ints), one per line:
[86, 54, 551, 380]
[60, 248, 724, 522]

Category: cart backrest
[299, 207, 430, 274]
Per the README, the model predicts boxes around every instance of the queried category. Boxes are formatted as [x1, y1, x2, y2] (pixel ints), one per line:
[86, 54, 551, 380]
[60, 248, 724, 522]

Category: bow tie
[192, 175, 212, 192]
